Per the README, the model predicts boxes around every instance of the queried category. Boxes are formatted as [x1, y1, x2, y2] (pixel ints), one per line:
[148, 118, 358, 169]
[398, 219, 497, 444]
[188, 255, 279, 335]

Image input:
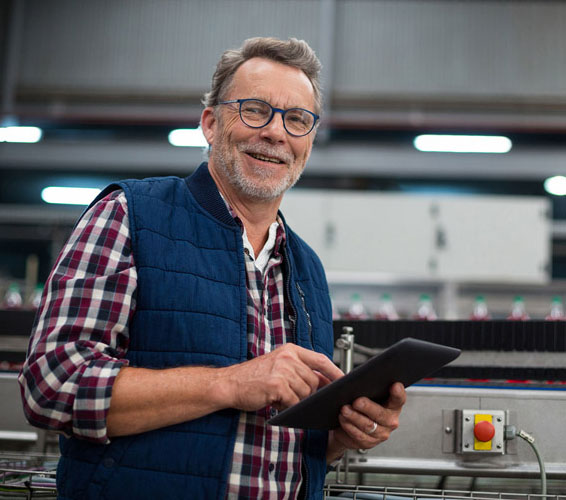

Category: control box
[459, 409, 506, 454]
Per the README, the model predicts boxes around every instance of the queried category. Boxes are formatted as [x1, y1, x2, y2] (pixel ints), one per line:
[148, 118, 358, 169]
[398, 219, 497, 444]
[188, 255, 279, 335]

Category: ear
[200, 107, 217, 146]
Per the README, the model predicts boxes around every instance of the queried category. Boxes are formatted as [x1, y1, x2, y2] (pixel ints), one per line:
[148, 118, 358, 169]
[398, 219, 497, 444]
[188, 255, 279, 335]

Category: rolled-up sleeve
[18, 190, 137, 444]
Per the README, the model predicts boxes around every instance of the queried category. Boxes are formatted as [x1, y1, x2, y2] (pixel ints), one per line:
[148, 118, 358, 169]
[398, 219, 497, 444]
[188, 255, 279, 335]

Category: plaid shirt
[19, 189, 304, 499]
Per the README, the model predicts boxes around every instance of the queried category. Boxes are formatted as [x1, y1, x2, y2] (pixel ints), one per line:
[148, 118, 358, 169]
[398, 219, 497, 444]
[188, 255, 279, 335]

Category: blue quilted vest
[56, 163, 334, 500]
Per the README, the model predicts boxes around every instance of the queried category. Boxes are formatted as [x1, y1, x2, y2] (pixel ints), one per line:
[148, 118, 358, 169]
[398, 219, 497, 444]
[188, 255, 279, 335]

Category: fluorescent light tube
[0, 126, 43, 143]
[544, 176, 566, 196]
[168, 128, 208, 147]
[41, 187, 101, 205]
[414, 134, 512, 153]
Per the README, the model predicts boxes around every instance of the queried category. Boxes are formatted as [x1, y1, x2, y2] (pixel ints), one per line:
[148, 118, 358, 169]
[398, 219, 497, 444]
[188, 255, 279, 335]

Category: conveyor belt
[333, 320, 566, 384]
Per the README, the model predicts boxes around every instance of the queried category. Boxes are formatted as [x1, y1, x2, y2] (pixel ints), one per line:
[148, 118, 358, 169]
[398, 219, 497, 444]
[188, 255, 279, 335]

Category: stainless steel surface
[336, 327, 355, 375]
[324, 483, 566, 499]
[0, 452, 58, 498]
[348, 386, 566, 479]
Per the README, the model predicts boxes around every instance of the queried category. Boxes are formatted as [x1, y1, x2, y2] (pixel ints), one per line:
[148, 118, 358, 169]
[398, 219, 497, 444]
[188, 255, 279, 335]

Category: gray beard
[213, 142, 302, 201]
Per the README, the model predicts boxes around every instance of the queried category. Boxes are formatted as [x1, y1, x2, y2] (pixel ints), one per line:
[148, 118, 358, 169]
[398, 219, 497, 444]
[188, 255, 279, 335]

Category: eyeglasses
[218, 98, 319, 137]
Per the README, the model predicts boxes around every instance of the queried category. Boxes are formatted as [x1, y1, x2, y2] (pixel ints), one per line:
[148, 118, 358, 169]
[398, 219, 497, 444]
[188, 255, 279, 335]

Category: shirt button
[269, 463, 275, 472]
[270, 408, 278, 417]
[103, 457, 115, 468]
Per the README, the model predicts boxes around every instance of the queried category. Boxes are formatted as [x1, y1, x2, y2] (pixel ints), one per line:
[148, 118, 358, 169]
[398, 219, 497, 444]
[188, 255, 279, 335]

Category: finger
[286, 373, 318, 401]
[384, 382, 406, 410]
[340, 404, 379, 435]
[279, 356, 322, 395]
[331, 426, 360, 451]
[295, 347, 344, 382]
[268, 373, 303, 410]
[337, 413, 379, 447]
[314, 370, 333, 388]
[351, 397, 400, 433]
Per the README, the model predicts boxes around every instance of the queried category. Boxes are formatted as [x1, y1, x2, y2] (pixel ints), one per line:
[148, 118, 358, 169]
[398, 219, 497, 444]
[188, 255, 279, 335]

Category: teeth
[249, 153, 282, 164]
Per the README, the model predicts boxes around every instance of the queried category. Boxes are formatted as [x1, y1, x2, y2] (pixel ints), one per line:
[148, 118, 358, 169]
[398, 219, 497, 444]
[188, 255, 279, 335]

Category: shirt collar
[218, 192, 286, 274]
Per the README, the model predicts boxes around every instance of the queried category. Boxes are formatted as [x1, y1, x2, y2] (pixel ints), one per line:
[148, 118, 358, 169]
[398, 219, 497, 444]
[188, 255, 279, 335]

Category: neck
[208, 163, 282, 256]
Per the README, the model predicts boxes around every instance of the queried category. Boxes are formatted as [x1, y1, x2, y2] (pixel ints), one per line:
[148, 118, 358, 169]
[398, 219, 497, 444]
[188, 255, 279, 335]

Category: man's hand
[223, 343, 344, 412]
[326, 382, 406, 463]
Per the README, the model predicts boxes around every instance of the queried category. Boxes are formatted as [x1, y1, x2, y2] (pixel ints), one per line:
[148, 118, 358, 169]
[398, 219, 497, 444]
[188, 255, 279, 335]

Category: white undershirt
[241, 221, 280, 275]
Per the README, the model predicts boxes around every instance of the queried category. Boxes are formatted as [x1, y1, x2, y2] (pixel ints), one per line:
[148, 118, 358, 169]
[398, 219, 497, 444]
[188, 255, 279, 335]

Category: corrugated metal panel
[16, 0, 566, 104]
[18, 0, 321, 94]
[334, 0, 566, 101]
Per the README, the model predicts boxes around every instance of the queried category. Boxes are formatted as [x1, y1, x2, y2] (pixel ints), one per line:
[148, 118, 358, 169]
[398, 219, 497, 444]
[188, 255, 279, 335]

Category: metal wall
[335, 0, 566, 102]
[13, 0, 566, 108]
[18, 0, 322, 98]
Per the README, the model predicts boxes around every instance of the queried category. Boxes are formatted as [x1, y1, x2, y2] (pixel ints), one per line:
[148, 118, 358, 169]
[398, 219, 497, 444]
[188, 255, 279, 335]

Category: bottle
[470, 295, 491, 321]
[414, 294, 437, 320]
[27, 284, 44, 310]
[546, 296, 565, 321]
[2, 283, 23, 309]
[344, 293, 369, 320]
[375, 293, 399, 320]
[508, 296, 529, 321]
[330, 295, 341, 320]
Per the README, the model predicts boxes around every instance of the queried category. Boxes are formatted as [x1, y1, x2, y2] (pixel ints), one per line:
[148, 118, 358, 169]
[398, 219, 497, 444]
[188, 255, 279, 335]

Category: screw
[445, 427, 452, 434]
[464, 443, 470, 448]
[465, 417, 470, 422]
[497, 444, 502, 449]
[497, 417, 502, 422]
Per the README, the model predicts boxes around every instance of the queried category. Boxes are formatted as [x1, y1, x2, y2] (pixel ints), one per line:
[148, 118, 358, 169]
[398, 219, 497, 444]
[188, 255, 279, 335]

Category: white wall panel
[281, 189, 551, 283]
[434, 196, 551, 283]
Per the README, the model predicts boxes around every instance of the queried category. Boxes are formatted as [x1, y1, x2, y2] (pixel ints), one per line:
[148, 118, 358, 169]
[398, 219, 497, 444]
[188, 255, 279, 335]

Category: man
[19, 37, 405, 499]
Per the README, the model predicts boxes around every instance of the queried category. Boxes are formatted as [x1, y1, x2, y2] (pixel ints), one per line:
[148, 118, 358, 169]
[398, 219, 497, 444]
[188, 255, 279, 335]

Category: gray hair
[202, 37, 323, 115]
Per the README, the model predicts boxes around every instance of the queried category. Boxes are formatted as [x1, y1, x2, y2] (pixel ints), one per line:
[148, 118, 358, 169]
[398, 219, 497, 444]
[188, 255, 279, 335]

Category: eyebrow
[253, 97, 313, 111]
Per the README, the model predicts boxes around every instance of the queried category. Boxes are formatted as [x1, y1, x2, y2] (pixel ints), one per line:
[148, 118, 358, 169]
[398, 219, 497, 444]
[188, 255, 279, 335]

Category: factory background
[1, 0, 566, 496]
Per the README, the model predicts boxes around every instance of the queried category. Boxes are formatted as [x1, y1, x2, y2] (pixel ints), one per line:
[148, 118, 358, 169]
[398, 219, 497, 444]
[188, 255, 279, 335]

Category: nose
[258, 110, 287, 144]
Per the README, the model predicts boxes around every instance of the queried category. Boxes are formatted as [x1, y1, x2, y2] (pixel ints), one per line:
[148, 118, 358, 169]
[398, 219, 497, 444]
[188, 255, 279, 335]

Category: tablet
[267, 337, 460, 430]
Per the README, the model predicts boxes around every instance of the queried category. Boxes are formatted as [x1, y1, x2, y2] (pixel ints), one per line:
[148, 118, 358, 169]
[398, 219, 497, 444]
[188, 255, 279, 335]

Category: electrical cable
[517, 429, 547, 497]
[505, 426, 547, 497]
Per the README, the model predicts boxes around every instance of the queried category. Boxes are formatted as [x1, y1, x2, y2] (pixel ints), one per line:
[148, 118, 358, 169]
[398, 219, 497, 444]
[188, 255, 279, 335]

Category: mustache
[237, 143, 294, 164]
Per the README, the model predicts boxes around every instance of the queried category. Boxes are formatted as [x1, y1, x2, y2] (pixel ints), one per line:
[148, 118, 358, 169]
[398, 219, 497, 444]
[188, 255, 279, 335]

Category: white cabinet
[433, 197, 550, 282]
[280, 190, 551, 284]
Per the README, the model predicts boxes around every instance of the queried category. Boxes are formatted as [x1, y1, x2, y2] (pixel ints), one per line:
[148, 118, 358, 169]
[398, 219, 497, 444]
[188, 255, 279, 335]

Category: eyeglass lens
[240, 100, 314, 136]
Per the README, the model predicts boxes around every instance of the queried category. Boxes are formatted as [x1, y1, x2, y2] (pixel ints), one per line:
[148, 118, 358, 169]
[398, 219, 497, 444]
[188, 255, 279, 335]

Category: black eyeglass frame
[218, 98, 320, 137]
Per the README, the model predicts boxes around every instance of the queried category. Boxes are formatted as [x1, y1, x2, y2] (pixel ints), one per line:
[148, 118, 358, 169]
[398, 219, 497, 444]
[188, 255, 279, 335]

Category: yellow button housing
[474, 414, 493, 450]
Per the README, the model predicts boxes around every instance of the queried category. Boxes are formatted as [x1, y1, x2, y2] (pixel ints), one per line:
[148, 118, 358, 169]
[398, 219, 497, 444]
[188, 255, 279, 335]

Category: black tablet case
[268, 337, 461, 430]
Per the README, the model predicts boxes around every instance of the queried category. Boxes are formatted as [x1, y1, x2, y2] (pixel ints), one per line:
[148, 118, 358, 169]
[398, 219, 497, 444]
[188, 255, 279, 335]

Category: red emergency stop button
[474, 420, 495, 442]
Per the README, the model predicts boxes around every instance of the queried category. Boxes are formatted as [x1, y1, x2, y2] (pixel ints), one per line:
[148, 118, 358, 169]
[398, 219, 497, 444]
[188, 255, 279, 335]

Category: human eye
[286, 109, 312, 127]
[242, 100, 269, 116]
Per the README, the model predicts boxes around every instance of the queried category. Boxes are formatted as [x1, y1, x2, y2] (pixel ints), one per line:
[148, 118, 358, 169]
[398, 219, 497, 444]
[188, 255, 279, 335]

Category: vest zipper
[300, 435, 310, 500]
[295, 282, 314, 349]
[283, 248, 298, 345]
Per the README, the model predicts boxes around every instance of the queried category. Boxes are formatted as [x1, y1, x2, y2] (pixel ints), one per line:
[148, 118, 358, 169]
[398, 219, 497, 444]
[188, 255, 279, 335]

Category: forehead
[228, 57, 315, 110]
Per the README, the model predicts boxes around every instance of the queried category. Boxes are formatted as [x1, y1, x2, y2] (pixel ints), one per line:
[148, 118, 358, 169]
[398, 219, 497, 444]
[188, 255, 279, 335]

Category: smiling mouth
[246, 152, 285, 165]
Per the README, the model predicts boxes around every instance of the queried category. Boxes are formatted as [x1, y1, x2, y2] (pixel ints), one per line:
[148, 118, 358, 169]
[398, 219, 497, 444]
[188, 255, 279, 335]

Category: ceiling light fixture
[41, 187, 101, 205]
[414, 134, 512, 154]
[544, 176, 566, 196]
[0, 126, 43, 143]
[168, 128, 208, 147]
